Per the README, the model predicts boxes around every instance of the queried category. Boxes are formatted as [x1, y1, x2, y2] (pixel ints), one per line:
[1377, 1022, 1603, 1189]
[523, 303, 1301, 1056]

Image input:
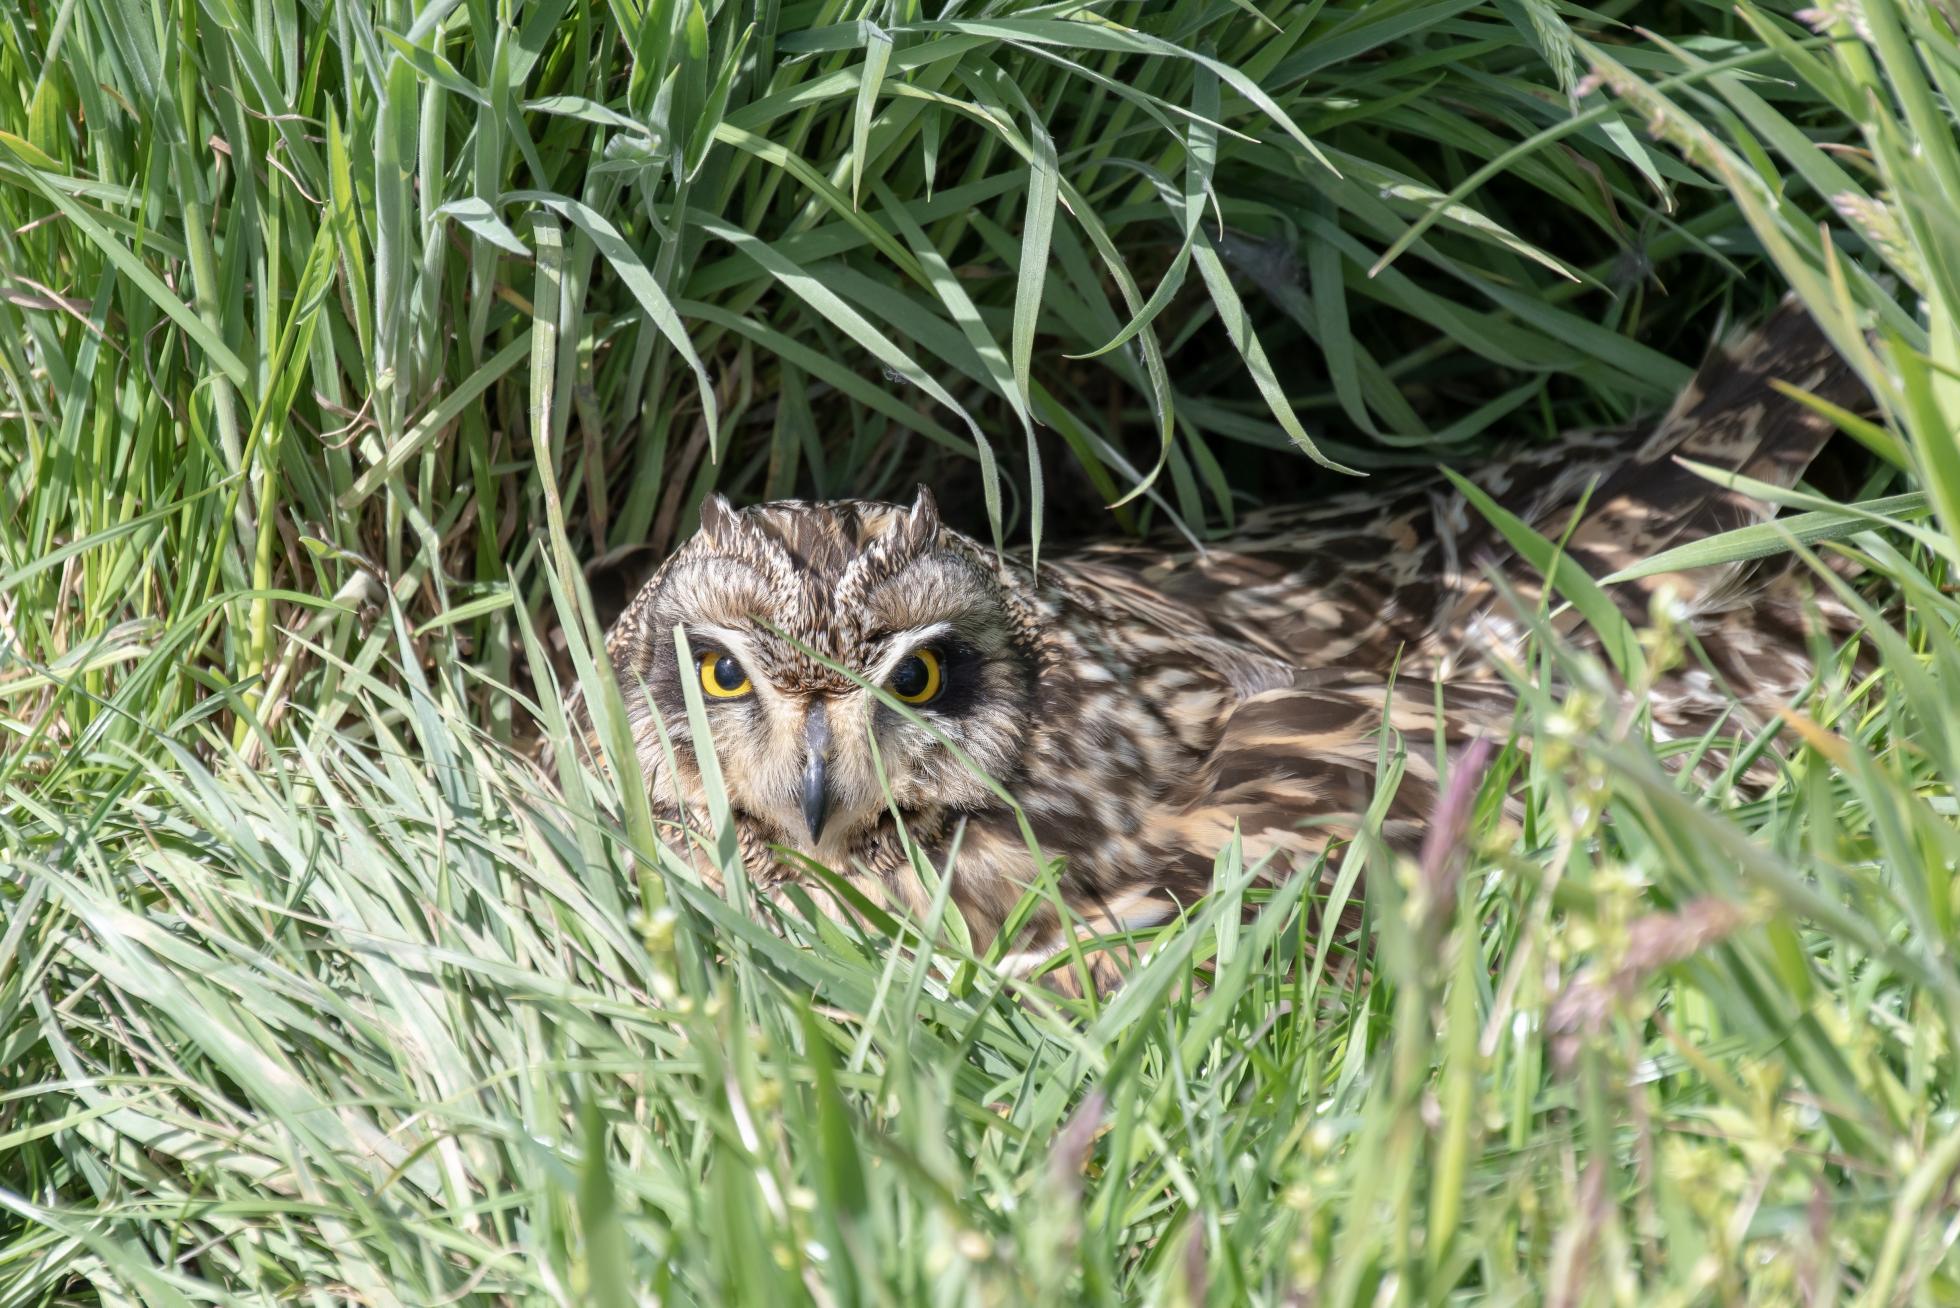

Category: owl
[596, 301, 1868, 985]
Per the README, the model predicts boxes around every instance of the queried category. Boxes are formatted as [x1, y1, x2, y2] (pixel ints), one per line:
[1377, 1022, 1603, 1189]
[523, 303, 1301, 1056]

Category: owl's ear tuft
[901, 484, 940, 550]
[697, 492, 738, 544]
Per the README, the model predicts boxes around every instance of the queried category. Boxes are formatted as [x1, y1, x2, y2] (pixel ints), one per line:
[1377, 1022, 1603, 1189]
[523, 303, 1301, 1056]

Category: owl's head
[605, 489, 1041, 870]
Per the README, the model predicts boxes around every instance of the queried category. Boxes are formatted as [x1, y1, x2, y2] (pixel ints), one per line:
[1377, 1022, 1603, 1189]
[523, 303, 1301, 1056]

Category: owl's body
[599, 303, 1867, 972]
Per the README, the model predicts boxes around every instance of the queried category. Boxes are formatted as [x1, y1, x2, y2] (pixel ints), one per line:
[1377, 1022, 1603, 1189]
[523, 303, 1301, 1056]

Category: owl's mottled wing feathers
[1528, 298, 1858, 613]
[1064, 299, 1864, 710]
[1030, 303, 1866, 981]
[1142, 669, 1517, 896]
[1022, 669, 1517, 995]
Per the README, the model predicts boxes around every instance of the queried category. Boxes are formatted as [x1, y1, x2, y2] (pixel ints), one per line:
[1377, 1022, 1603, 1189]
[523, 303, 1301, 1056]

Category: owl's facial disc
[681, 625, 988, 855]
[617, 494, 1038, 869]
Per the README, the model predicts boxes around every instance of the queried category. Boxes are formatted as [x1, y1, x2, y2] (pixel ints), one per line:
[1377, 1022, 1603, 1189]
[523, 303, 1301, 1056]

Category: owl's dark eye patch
[882, 639, 983, 716]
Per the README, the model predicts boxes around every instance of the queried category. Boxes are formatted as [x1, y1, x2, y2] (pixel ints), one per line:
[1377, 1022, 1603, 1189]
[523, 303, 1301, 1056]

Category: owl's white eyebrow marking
[688, 624, 757, 659]
[685, 624, 779, 694]
[868, 621, 953, 683]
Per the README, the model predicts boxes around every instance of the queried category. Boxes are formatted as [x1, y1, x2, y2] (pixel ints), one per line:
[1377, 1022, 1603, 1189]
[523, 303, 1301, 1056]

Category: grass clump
[4, 0, 1960, 1303]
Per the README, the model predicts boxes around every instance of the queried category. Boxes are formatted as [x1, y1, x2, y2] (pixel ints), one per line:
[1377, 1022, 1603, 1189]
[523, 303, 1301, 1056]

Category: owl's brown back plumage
[1058, 298, 1865, 729]
[597, 301, 1868, 984]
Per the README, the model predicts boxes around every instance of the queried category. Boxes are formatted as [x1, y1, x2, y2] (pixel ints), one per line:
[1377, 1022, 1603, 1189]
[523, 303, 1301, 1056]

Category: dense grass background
[5, 0, 1960, 1302]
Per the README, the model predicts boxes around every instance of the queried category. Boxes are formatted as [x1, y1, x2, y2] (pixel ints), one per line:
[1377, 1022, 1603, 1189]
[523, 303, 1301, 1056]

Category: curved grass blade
[1601, 491, 1933, 583]
[687, 209, 1002, 550]
[849, 23, 893, 206]
[506, 189, 720, 449]
[1443, 466, 1641, 679]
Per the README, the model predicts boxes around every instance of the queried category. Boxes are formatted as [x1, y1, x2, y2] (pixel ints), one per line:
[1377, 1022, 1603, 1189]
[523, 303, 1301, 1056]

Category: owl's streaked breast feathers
[593, 300, 1869, 977]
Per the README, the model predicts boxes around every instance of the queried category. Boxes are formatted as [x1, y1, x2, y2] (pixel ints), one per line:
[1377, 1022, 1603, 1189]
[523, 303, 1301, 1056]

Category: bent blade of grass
[687, 209, 1002, 548]
[920, 15, 1337, 175]
[1191, 229, 1358, 475]
[1443, 466, 1642, 680]
[1601, 488, 1936, 582]
[849, 23, 893, 207]
[507, 189, 720, 450]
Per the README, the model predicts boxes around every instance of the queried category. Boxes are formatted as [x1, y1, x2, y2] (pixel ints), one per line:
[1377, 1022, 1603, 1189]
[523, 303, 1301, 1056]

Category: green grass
[4, 0, 1960, 1302]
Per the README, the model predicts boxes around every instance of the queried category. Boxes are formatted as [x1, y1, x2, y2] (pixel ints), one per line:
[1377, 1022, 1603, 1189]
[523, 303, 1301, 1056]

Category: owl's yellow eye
[889, 647, 943, 704]
[698, 651, 752, 699]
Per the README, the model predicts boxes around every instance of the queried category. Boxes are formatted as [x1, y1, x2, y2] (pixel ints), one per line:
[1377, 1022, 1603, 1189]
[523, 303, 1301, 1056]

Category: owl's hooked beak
[801, 701, 832, 843]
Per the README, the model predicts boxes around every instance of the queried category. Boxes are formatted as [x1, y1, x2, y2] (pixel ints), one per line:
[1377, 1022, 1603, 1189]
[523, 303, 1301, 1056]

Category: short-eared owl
[598, 302, 1866, 974]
